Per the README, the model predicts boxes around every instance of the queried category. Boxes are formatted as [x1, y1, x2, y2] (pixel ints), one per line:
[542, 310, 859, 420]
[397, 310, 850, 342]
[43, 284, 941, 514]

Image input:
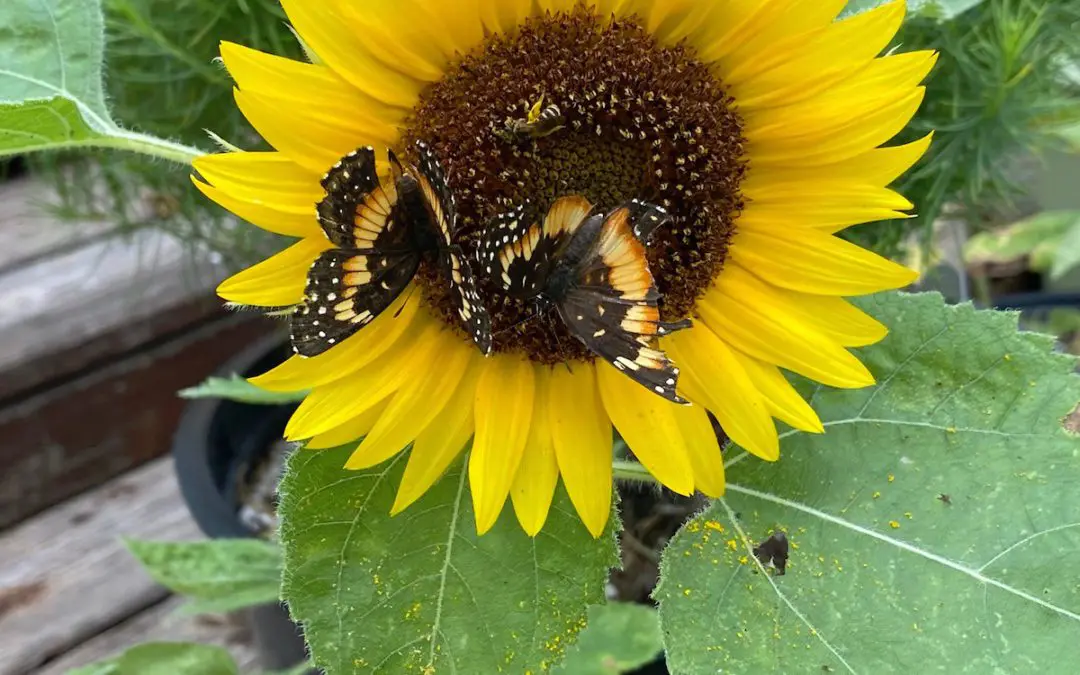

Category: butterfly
[290, 142, 492, 357]
[479, 196, 690, 403]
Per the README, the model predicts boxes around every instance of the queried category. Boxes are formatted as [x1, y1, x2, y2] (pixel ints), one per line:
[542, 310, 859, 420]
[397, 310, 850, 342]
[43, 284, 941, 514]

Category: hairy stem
[97, 130, 205, 165]
[612, 460, 660, 485]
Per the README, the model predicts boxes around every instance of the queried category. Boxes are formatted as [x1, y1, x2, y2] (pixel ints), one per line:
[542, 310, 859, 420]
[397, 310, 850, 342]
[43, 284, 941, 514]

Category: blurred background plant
[845, 0, 1080, 258]
[18, 0, 1080, 273]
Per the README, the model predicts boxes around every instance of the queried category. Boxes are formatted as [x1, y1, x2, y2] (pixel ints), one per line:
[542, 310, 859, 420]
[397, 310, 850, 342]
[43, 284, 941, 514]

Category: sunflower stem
[95, 129, 206, 165]
[612, 460, 660, 485]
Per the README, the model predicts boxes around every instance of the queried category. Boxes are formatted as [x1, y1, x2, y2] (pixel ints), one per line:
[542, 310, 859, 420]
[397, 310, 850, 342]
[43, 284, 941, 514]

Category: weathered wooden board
[0, 178, 117, 278]
[0, 224, 227, 395]
[0, 458, 205, 675]
[0, 176, 279, 523]
[33, 596, 261, 675]
[0, 315, 269, 528]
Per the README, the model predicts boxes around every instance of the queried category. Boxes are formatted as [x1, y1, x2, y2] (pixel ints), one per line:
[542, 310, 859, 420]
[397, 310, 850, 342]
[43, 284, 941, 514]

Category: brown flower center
[403, 7, 746, 363]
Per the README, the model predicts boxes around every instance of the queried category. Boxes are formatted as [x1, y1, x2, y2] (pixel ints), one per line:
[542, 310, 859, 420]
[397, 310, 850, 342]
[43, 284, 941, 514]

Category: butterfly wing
[316, 146, 410, 251]
[409, 141, 493, 354]
[291, 249, 421, 357]
[479, 196, 593, 298]
[293, 146, 421, 357]
[626, 198, 671, 243]
[556, 204, 690, 404]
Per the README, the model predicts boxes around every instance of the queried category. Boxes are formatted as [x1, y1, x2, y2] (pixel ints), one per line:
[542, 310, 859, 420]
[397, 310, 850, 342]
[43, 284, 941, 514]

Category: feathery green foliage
[848, 0, 1080, 256]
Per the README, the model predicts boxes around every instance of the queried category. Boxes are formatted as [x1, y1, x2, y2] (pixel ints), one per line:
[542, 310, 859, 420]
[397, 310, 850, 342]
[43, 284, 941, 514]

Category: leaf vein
[726, 482, 1080, 623]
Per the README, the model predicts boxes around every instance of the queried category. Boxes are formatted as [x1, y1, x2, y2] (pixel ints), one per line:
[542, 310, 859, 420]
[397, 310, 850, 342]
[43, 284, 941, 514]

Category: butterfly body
[480, 196, 690, 403]
[291, 143, 492, 357]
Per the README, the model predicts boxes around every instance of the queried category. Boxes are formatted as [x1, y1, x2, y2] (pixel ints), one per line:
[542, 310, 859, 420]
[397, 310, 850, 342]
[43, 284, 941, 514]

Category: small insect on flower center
[403, 7, 747, 363]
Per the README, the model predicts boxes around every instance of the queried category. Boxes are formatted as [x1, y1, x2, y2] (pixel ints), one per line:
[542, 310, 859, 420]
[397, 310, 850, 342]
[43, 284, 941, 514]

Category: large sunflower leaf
[0, 0, 115, 156]
[657, 292, 1080, 673]
[553, 603, 664, 674]
[0, 0, 198, 160]
[279, 446, 618, 674]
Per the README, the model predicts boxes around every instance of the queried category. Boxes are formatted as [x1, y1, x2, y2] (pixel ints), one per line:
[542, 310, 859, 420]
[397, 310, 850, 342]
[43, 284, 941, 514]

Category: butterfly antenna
[493, 309, 540, 337]
[493, 297, 552, 337]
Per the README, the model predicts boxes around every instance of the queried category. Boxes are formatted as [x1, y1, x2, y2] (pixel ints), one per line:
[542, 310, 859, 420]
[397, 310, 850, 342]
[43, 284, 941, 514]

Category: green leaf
[656, 292, 1080, 673]
[279, 446, 619, 674]
[179, 374, 308, 405]
[964, 210, 1080, 271]
[66, 642, 238, 675]
[554, 604, 663, 675]
[842, 0, 988, 19]
[1050, 219, 1080, 280]
[265, 662, 316, 675]
[0, 97, 104, 155]
[125, 539, 282, 614]
[0, 0, 199, 161]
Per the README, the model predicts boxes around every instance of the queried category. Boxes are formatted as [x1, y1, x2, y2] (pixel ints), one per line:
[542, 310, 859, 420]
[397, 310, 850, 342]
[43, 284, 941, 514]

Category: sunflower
[194, 0, 933, 537]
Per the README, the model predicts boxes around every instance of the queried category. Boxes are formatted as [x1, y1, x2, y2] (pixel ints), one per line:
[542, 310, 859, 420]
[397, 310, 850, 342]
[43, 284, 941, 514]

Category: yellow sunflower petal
[728, 350, 823, 434]
[735, 203, 911, 234]
[728, 226, 918, 295]
[537, 0, 577, 14]
[250, 295, 422, 391]
[737, 203, 912, 234]
[193, 150, 320, 194]
[219, 41, 405, 121]
[740, 182, 912, 213]
[720, 263, 888, 347]
[278, 0, 424, 108]
[357, 0, 488, 72]
[334, 1, 453, 83]
[750, 87, 926, 167]
[479, 0, 532, 35]
[470, 355, 535, 535]
[641, 0, 713, 45]
[549, 363, 613, 538]
[284, 320, 442, 440]
[345, 339, 475, 470]
[596, 363, 695, 495]
[747, 132, 934, 194]
[307, 400, 388, 449]
[392, 362, 481, 515]
[548, 362, 617, 537]
[731, 0, 907, 109]
[697, 288, 874, 389]
[743, 52, 934, 144]
[667, 329, 779, 461]
[217, 236, 330, 307]
[511, 367, 560, 536]
[691, 2, 776, 62]
[670, 403, 725, 497]
[234, 88, 392, 174]
[191, 176, 320, 239]
[708, 0, 848, 70]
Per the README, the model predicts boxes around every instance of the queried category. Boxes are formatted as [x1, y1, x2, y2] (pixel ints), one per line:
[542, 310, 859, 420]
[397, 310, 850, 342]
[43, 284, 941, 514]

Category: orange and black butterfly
[479, 196, 690, 403]
[291, 142, 491, 357]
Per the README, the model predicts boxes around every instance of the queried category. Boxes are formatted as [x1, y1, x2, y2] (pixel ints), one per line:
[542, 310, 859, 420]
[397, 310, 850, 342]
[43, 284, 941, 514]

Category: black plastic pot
[171, 333, 310, 671]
